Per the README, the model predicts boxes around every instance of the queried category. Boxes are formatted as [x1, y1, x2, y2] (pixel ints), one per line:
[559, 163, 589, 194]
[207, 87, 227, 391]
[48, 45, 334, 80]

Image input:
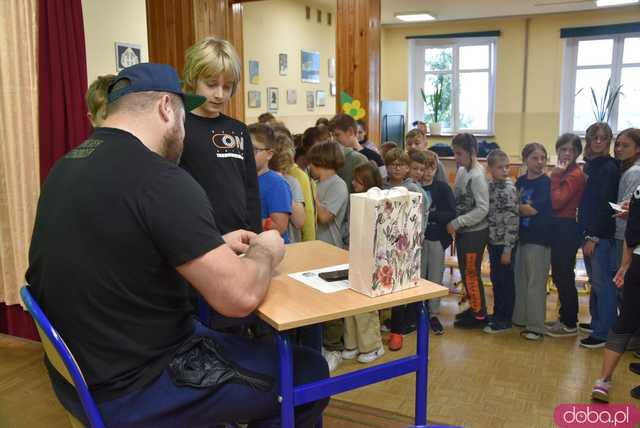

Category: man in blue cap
[26, 63, 328, 427]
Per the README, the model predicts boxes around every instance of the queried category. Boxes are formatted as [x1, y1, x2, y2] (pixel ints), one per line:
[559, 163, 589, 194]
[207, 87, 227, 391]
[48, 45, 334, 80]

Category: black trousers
[550, 218, 582, 328]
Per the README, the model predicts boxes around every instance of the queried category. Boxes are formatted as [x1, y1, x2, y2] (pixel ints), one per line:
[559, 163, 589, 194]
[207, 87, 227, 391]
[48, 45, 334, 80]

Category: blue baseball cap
[108, 63, 205, 111]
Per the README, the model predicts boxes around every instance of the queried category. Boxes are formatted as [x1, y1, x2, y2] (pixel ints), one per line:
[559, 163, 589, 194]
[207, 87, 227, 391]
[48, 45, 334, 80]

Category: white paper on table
[288, 264, 350, 294]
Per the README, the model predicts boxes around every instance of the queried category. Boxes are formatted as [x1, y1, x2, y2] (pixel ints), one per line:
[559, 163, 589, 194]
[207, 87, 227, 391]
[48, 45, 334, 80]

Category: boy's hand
[500, 250, 511, 265]
[613, 200, 630, 219]
[552, 159, 569, 174]
[614, 265, 627, 288]
[446, 223, 456, 236]
[583, 240, 597, 258]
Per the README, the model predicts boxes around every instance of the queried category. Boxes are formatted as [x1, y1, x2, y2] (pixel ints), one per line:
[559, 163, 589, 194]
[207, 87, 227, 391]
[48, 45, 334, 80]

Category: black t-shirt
[26, 128, 225, 402]
[358, 147, 384, 167]
[180, 112, 262, 234]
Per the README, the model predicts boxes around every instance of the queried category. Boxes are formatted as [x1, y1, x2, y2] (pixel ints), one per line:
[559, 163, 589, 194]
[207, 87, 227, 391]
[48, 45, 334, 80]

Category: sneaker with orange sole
[388, 333, 403, 351]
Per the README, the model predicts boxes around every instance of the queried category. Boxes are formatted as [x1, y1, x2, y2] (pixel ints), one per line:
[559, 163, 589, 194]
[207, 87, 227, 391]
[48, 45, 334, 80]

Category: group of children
[83, 34, 640, 402]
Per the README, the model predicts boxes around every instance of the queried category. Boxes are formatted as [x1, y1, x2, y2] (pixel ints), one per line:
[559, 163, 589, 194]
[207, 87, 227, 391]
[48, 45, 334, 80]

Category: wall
[81, 0, 149, 84]
[243, 0, 336, 133]
[381, 6, 640, 157]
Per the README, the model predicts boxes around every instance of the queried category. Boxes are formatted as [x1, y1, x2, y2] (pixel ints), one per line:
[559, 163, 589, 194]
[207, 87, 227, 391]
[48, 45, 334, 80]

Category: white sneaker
[357, 347, 385, 363]
[341, 348, 358, 360]
[323, 350, 342, 372]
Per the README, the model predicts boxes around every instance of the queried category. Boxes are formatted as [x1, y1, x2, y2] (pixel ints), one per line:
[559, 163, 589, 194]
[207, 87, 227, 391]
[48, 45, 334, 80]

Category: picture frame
[306, 91, 315, 111]
[248, 90, 261, 108]
[301, 50, 320, 84]
[267, 87, 279, 112]
[316, 90, 326, 107]
[287, 89, 297, 105]
[249, 60, 260, 85]
[115, 42, 142, 71]
[329, 81, 336, 97]
[279, 53, 288, 76]
[328, 58, 335, 79]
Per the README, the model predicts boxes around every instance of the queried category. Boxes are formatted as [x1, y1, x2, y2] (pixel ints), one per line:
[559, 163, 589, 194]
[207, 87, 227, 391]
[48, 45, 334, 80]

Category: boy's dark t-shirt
[423, 180, 456, 250]
[26, 128, 225, 402]
[358, 147, 384, 167]
[180, 112, 262, 234]
[516, 174, 552, 246]
[578, 156, 619, 239]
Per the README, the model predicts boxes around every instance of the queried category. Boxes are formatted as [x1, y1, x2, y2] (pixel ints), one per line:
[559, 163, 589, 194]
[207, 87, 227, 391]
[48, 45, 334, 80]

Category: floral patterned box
[348, 187, 423, 297]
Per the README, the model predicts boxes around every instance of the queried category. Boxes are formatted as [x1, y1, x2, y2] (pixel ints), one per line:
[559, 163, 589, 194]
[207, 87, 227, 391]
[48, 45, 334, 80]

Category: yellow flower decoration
[342, 99, 366, 120]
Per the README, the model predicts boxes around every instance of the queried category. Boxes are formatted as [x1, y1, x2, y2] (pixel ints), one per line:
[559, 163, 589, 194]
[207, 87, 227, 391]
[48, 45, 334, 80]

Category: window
[408, 37, 497, 134]
[561, 33, 640, 134]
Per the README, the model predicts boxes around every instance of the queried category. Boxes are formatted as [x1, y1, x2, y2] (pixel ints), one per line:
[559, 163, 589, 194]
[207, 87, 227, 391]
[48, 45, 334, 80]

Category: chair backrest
[20, 286, 106, 428]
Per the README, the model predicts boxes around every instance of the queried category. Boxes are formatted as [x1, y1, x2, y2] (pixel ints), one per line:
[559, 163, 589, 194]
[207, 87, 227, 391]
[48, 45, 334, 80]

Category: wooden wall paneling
[147, 0, 245, 121]
[336, 0, 381, 145]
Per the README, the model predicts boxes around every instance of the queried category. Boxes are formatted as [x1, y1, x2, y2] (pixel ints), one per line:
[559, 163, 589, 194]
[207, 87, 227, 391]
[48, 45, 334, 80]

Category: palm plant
[588, 78, 623, 123]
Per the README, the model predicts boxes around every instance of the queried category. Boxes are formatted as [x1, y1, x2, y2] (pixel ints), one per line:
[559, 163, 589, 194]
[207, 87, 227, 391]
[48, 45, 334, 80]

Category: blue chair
[20, 285, 105, 428]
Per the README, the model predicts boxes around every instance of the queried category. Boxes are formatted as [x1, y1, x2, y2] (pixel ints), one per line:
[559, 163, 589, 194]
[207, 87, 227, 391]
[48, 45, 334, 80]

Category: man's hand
[583, 240, 597, 258]
[223, 230, 257, 254]
[500, 250, 511, 265]
[251, 230, 286, 269]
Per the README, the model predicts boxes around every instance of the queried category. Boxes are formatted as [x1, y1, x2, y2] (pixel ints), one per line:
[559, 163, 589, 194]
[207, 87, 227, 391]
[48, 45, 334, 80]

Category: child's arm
[315, 180, 347, 225]
[290, 202, 306, 228]
[316, 197, 336, 224]
[503, 186, 520, 263]
[267, 212, 290, 235]
[519, 204, 538, 217]
[449, 174, 489, 233]
[429, 182, 456, 225]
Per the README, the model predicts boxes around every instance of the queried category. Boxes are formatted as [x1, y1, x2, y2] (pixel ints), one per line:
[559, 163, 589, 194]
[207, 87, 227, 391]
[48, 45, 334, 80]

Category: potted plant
[420, 75, 445, 135]
[584, 77, 623, 123]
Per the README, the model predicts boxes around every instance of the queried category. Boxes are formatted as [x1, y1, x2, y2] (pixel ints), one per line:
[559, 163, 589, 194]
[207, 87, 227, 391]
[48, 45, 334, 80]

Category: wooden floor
[2, 275, 638, 428]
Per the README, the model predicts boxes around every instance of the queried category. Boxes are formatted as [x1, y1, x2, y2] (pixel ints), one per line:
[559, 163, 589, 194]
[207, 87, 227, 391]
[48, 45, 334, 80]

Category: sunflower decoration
[340, 91, 366, 120]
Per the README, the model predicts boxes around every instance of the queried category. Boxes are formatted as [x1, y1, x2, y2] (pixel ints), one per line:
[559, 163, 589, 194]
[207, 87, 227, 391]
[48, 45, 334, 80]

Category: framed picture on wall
[329, 81, 336, 97]
[287, 89, 297, 105]
[306, 91, 315, 111]
[279, 53, 288, 76]
[249, 60, 260, 84]
[267, 87, 278, 112]
[316, 90, 326, 107]
[301, 49, 320, 83]
[115, 42, 141, 71]
[248, 90, 261, 108]
[328, 58, 335, 79]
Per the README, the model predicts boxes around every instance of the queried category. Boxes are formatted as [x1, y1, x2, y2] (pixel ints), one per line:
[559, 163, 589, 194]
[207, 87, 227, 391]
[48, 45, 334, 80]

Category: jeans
[488, 244, 515, 325]
[57, 320, 329, 428]
[584, 238, 619, 341]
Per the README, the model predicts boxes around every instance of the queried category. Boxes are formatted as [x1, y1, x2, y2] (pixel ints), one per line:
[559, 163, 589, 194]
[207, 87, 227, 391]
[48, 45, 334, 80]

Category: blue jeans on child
[488, 244, 515, 326]
[55, 319, 329, 428]
[584, 238, 618, 341]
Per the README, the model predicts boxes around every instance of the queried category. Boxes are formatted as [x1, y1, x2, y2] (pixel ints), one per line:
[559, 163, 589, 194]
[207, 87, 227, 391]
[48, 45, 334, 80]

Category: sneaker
[357, 346, 385, 363]
[546, 321, 578, 338]
[341, 348, 358, 360]
[631, 385, 640, 400]
[591, 378, 611, 403]
[630, 362, 640, 375]
[580, 336, 606, 349]
[454, 308, 474, 321]
[322, 349, 342, 372]
[388, 333, 403, 351]
[520, 330, 543, 341]
[634, 351, 640, 359]
[579, 323, 593, 334]
[454, 316, 488, 329]
[483, 322, 512, 334]
[544, 319, 559, 327]
[429, 316, 444, 335]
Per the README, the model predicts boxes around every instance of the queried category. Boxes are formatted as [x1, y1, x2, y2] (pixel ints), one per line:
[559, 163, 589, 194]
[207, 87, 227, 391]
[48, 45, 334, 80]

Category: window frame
[560, 32, 640, 135]
[408, 36, 497, 135]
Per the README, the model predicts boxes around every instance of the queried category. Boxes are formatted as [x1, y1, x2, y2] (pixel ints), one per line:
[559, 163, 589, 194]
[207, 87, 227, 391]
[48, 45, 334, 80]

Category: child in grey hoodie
[447, 133, 490, 329]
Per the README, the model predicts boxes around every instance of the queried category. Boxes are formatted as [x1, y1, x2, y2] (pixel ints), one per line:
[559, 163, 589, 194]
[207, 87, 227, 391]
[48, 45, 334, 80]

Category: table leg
[276, 332, 295, 428]
[414, 301, 429, 427]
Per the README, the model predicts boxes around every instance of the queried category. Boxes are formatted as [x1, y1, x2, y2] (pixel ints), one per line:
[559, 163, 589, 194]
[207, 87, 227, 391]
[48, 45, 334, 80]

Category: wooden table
[256, 240, 449, 428]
